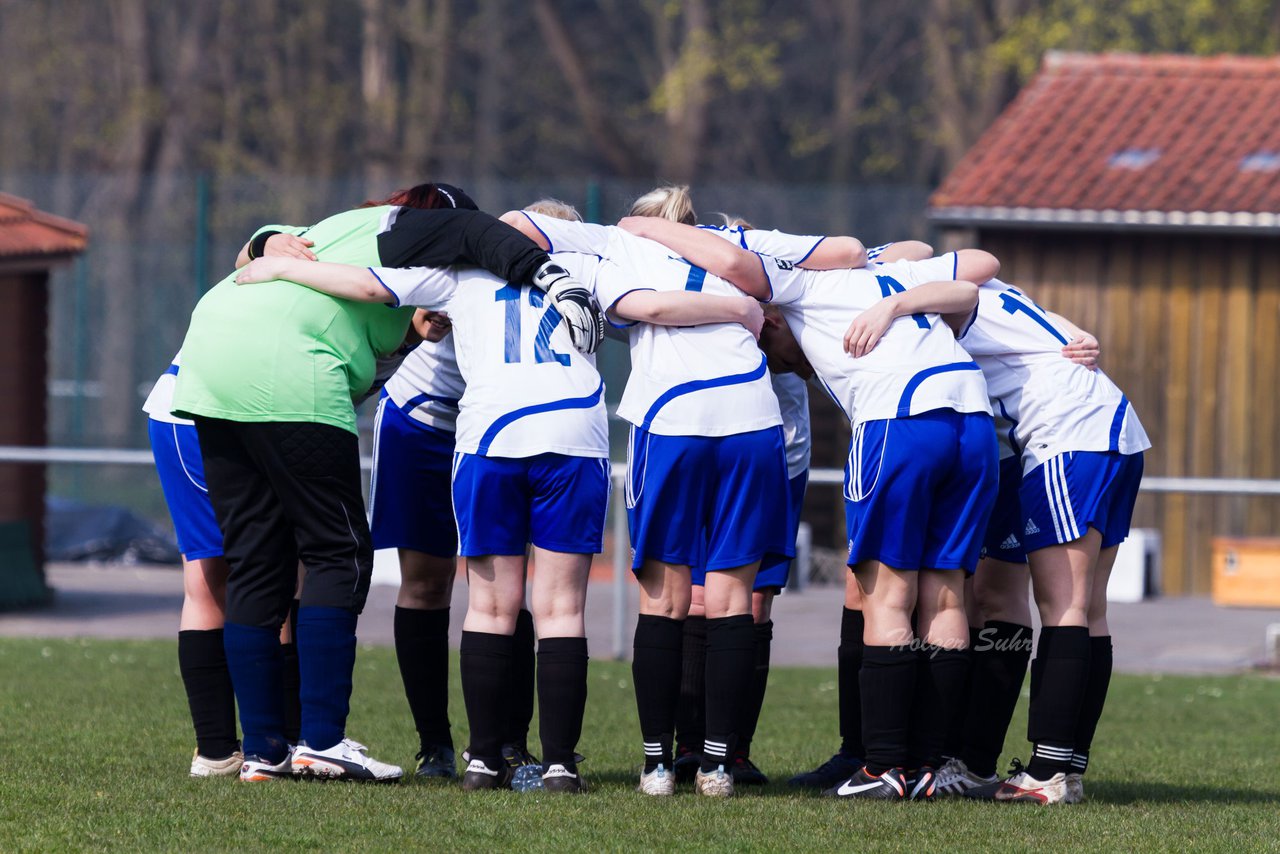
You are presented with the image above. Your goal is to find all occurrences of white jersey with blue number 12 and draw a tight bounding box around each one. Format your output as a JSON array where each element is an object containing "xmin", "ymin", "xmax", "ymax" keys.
[
  {"xmin": 959, "ymin": 276, "xmax": 1150, "ymax": 474},
  {"xmin": 766, "ymin": 252, "xmax": 991, "ymax": 425},
  {"xmin": 371, "ymin": 259, "xmax": 608, "ymax": 459},
  {"xmin": 520, "ymin": 211, "xmax": 782, "ymax": 438}
]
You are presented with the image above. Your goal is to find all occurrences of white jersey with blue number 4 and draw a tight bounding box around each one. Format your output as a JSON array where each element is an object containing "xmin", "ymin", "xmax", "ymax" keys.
[
  {"xmin": 765, "ymin": 252, "xmax": 991, "ymax": 425},
  {"xmin": 519, "ymin": 211, "xmax": 782, "ymax": 437},
  {"xmin": 370, "ymin": 258, "xmax": 608, "ymax": 459},
  {"xmin": 959, "ymin": 276, "xmax": 1150, "ymax": 474}
]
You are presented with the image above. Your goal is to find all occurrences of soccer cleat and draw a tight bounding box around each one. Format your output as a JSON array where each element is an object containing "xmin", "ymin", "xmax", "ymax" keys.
[
  {"xmin": 694, "ymin": 764, "xmax": 734, "ymax": 798},
  {"xmin": 933, "ymin": 756, "xmax": 998, "ymax": 797},
  {"xmin": 190, "ymin": 748, "xmax": 244, "ymax": 778},
  {"xmin": 461, "ymin": 757, "xmax": 514, "ymax": 791},
  {"xmin": 907, "ymin": 765, "xmax": 937, "ymax": 801},
  {"xmin": 1065, "ymin": 772, "xmax": 1085, "ymax": 804},
  {"xmin": 414, "ymin": 745, "xmax": 457, "ymax": 780},
  {"xmin": 637, "ymin": 764, "xmax": 676, "ymax": 796},
  {"xmin": 542, "ymin": 763, "xmax": 586, "ymax": 794},
  {"xmin": 239, "ymin": 751, "xmax": 293, "ymax": 782},
  {"xmin": 823, "ymin": 766, "xmax": 908, "ymax": 800},
  {"xmin": 964, "ymin": 759, "xmax": 1069, "ymax": 804},
  {"xmin": 503, "ymin": 743, "xmax": 545, "ymax": 792},
  {"xmin": 729, "ymin": 749, "xmax": 769, "ymax": 786},
  {"xmin": 673, "ymin": 743, "xmax": 701, "ymax": 784},
  {"xmin": 788, "ymin": 750, "xmax": 862, "ymax": 789},
  {"xmin": 291, "ymin": 738, "xmax": 403, "ymax": 783}
]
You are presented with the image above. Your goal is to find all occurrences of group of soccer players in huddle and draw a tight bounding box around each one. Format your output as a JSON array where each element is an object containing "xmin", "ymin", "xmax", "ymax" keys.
[{"xmin": 146, "ymin": 180, "xmax": 1147, "ymax": 804}]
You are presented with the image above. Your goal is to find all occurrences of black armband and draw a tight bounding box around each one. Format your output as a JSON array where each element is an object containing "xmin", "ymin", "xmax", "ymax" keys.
[{"xmin": 248, "ymin": 231, "xmax": 279, "ymax": 260}]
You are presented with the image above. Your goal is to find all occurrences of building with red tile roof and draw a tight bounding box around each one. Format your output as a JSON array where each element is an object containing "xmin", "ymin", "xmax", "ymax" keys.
[
  {"xmin": 928, "ymin": 52, "xmax": 1280, "ymax": 597},
  {"xmin": 0, "ymin": 194, "xmax": 88, "ymax": 607},
  {"xmin": 931, "ymin": 52, "xmax": 1280, "ymax": 233}
]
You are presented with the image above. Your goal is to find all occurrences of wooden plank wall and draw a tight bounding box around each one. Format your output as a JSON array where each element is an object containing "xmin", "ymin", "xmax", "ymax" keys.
[{"xmin": 978, "ymin": 230, "xmax": 1280, "ymax": 594}]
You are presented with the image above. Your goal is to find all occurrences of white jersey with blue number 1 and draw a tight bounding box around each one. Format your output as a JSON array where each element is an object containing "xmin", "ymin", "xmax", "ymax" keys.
[
  {"xmin": 520, "ymin": 212, "xmax": 781, "ymax": 438},
  {"xmin": 959, "ymin": 276, "xmax": 1150, "ymax": 474},
  {"xmin": 765, "ymin": 252, "xmax": 991, "ymax": 425},
  {"xmin": 371, "ymin": 258, "xmax": 608, "ymax": 459}
]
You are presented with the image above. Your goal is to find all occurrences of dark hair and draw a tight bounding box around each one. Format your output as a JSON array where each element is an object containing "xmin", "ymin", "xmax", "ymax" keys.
[{"xmin": 359, "ymin": 182, "xmax": 478, "ymax": 211}]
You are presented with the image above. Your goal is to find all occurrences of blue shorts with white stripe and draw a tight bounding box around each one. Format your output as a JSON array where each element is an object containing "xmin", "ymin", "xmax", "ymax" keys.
[{"xmin": 1019, "ymin": 450, "xmax": 1144, "ymax": 553}]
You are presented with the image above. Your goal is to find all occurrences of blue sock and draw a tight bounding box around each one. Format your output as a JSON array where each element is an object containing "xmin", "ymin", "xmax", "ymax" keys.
[
  {"xmin": 297, "ymin": 606, "xmax": 358, "ymax": 751},
  {"xmin": 223, "ymin": 622, "xmax": 287, "ymax": 763}
]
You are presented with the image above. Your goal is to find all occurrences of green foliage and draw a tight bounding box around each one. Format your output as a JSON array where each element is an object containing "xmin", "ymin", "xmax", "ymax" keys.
[
  {"xmin": 1, "ymin": 637, "xmax": 1278, "ymax": 852},
  {"xmin": 993, "ymin": 0, "xmax": 1280, "ymax": 79}
]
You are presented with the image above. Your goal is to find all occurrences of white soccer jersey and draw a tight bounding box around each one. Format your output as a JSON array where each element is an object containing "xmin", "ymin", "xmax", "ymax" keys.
[
  {"xmin": 382, "ymin": 336, "xmax": 464, "ymax": 433},
  {"xmin": 960, "ymin": 277, "xmax": 1151, "ymax": 474},
  {"xmin": 142, "ymin": 352, "xmax": 191, "ymax": 426},
  {"xmin": 766, "ymin": 252, "xmax": 991, "ymax": 426},
  {"xmin": 698, "ymin": 224, "xmax": 827, "ymax": 265},
  {"xmin": 701, "ymin": 225, "xmax": 816, "ymax": 473},
  {"xmin": 371, "ymin": 258, "xmax": 608, "ymax": 459},
  {"xmin": 521, "ymin": 212, "xmax": 782, "ymax": 437}
]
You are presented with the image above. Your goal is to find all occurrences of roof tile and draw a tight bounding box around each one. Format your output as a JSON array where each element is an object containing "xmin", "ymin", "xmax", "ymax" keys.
[
  {"xmin": 0, "ymin": 193, "xmax": 88, "ymax": 258},
  {"xmin": 931, "ymin": 52, "xmax": 1280, "ymax": 216}
]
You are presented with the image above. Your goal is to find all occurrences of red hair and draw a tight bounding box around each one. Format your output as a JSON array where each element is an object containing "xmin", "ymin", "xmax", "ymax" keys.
[{"xmin": 360, "ymin": 183, "xmax": 451, "ymax": 210}]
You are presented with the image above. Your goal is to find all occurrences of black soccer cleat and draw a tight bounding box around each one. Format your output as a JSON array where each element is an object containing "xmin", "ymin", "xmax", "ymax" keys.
[
  {"xmin": 729, "ymin": 749, "xmax": 769, "ymax": 786},
  {"xmin": 414, "ymin": 744, "xmax": 457, "ymax": 780},
  {"xmin": 789, "ymin": 750, "xmax": 862, "ymax": 789},
  {"xmin": 906, "ymin": 765, "xmax": 938, "ymax": 801},
  {"xmin": 673, "ymin": 743, "xmax": 701, "ymax": 784},
  {"xmin": 542, "ymin": 762, "xmax": 586, "ymax": 794},
  {"xmin": 823, "ymin": 766, "xmax": 908, "ymax": 800},
  {"xmin": 460, "ymin": 756, "xmax": 513, "ymax": 791}
]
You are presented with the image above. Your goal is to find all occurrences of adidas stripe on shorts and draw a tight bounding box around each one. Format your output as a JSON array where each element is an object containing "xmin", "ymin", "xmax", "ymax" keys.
[
  {"xmin": 1018, "ymin": 450, "xmax": 1145, "ymax": 553},
  {"xmin": 980, "ymin": 455, "xmax": 1027, "ymax": 564}
]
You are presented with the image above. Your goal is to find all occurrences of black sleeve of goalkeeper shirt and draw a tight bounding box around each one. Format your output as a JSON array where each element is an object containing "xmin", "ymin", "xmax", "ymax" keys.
[{"xmin": 377, "ymin": 207, "xmax": 550, "ymax": 285}]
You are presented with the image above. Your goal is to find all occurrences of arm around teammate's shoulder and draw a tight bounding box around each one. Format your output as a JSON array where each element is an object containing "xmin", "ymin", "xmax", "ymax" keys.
[
  {"xmin": 953, "ymin": 249, "xmax": 1000, "ymax": 285},
  {"xmin": 617, "ymin": 216, "xmax": 771, "ymax": 300},
  {"xmin": 874, "ymin": 240, "xmax": 934, "ymax": 264},
  {"xmin": 798, "ymin": 236, "xmax": 867, "ymax": 270},
  {"xmin": 612, "ymin": 290, "xmax": 764, "ymax": 339},
  {"xmin": 235, "ymin": 257, "xmax": 394, "ymax": 303}
]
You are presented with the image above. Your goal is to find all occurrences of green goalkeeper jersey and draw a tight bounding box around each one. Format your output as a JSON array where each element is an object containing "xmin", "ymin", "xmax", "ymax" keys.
[{"xmin": 172, "ymin": 206, "xmax": 412, "ymax": 434}]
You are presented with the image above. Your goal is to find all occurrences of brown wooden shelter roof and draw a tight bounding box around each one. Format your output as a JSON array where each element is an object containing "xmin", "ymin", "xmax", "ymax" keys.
[
  {"xmin": 930, "ymin": 52, "xmax": 1280, "ymax": 232},
  {"xmin": 0, "ymin": 193, "xmax": 89, "ymax": 259}
]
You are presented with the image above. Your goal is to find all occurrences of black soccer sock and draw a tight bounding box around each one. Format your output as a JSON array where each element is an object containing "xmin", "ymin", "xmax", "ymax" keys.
[
  {"xmin": 837, "ymin": 607, "xmax": 866, "ymax": 758},
  {"xmin": 460, "ymin": 630, "xmax": 513, "ymax": 762},
  {"xmin": 908, "ymin": 644, "xmax": 971, "ymax": 769},
  {"xmin": 280, "ymin": 598, "xmax": 301, "ymax": 744},
  {"xmin": 632, "ymin": 614, "xmax": 684, "ymax": 772},
  {"xmin": 737, "ymin": 619, "xmax": 773, "ymax": 755},
  {"xmin": 508, "ymin": 608, "xmax": 536, "ymax": 750},
  {"xmin": 960, "ymin": 621, "xmax": 1032, "ymax": 777},
  {"xmin": 940, "ymin": 628, "xmax": 982, "ymax": 758},
  {"xmin": 537, "ymin": 636, "xmax": 589, "ymax": 767},
  {"xmin": 675, "ymin": 614, "xmax": 707, "ymax": 752},
  {"xmin": 1026, "ymin": 625, "xmax": 1091, "ymax": 779},
  {"xmin": 860, "ymin": 644, "xmax": 916, "ymax": 775},
  {"xmin": 1072, "ymin": 635, "xmax": 1113, "ymax": 774},
  {"xmin": 701, "ymin": 614, "xmax": 755, "ymax": 772},
  {"xmin": 178, "ymin": 629, "xmax": 240, "ymax": 759},
  {"xmin": 394, "ymin": 606, "xmax": 453, "ymax": 750}
]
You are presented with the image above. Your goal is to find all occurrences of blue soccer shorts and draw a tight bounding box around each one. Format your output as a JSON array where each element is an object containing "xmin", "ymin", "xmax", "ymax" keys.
[
  {"xmin": 1019, "ymin": 450, "xmax": 1144, "ymax": 553},
  {"xmin": 980, "ymin": 455, "xmax": 1028, "ymax": 564},
  {"xmin": 844, "ymin": 409, "xmax": 997, "ymax": 574},
  {"xmin": 626, "ymin": 425, "xmax": 791, "ymax": 574},
  {"xmin": 452, "ymin": 452, "xmax": 610, "ymax": 556},
  {"xmin": 148, "ymin": 417, "xmax": 224, "ymax": 560},
  {"xmin": 369, "ymin": 394, "xmax": 458, "ymax": 558}
]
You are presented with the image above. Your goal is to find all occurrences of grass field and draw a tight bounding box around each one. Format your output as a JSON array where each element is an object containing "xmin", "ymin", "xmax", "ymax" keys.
[{"xmin": 1, "ymin": 637, "xmax": 1277, "ymax": 852}]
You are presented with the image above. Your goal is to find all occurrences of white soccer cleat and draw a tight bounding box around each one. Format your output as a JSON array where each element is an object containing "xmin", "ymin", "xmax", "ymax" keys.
[
  {"xmin": 637, "ymin": 763, "xmax": 676, "ymax": 796},
  {"xmin": 239, "ymin": 751, "xmax": 294, "ymax": 782},
  {"xmin": 978, "ymin": 769, "xmax": 1069, "ymax": 804},
  {"xmin": 1065, "ymin": 772, "xmax": 1085, "ymax": 803},
  {"xmin": 190, "ymin": 748, "xmax": 244, "ymax": 778},
  {"xmin": 291, "ymin": 737, "xmax": 403, "ymax": 783},
  {"xmin": 694, "ymin": 764, "xmax": 734, "ymax": 798},
  {"xmin": 934, "ymin": 756, "xmax": 998, "ymax": 796}
]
